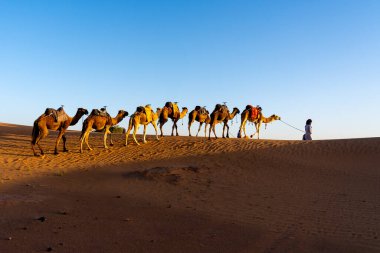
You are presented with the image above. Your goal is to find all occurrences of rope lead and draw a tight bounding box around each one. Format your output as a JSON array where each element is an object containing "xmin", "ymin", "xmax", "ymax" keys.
[{"xmin": 279, "ymin": 119, "xmax": 305, "ymax": 133}]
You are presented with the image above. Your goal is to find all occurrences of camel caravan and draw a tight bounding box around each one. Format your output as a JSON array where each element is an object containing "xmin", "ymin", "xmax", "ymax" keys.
[{"xmin": 31, "ymin": 103, "xmax": 281, "ymax": 156}]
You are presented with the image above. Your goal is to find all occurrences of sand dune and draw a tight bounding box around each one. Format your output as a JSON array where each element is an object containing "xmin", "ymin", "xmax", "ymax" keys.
[{"xmin": 0, "ymin": 122, "xmax": 380, "ymax": 252}]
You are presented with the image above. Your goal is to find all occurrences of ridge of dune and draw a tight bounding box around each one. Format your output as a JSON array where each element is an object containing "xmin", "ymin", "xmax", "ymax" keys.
[{"xmin": 1, "ymin": 123, "xmax": 380, "ymax": 252}]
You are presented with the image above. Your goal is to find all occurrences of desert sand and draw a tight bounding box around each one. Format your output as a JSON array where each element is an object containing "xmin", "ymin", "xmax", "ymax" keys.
[{"xmin": 0, "ymin": 122, "xmax": 380, "ymax": 252}]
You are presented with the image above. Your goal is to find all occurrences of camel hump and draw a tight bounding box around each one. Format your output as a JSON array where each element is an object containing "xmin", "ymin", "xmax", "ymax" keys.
[
  {"xmin": 44, "ymin": 107, "xmax": 68, "ymax": 122},
  {"xmin": 90, "ymin": 109, "xmax": 110, "ymax": 118},
  {"xmin": 214, "ymin": 104, "xmax": 228, "ymax": 113},
  {"xmin": 136, "ymin": 106, "xmax": 145, "ymax": 113},
  {"xmin": 246, "ymin": 105, "xmax": 255, "ymax": 110},
  {"xmin": 195, "ymin": 106, "xmax": 207, "ymax": 115}
]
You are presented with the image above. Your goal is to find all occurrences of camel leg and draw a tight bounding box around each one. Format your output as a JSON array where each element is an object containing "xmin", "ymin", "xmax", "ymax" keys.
[
  {"xmin": 109, "ymin": 132, "xmax": 114, "ymax": 146},
  {"xmin": 54, "ymin": 129, "xmax": 65, "ymax": 155},
  {"xmin": 226, "ymin": 123, "xmax": 230, "ymax": 138},
  {"xmin": 103, "ymin": 126, "xmax": 110, "ymax": 149},
  {"xmin": 143, "ymin": 125, "xmax": 147, "ymax": 144},
  {"xmin": 36, "ymin": 141, "xmax": 44, "ymax": 156},
  {"xmin": 83, "ymin": 130, "xmax": 93, "ymax": 152},
  {"xmin": 175, "ymin": 120, "xmax": 179, "ymax": 136},
  {"xmin": 209, "ymin": 123, "xmax": 217, "ymax": 139},
  {"xmin": 80, "ymin": 131, "xmax": 88, "ymax": 153},
  {"xmin": 188, "ymin": 119, "xmax": 194, "ymax": 136},
  {"xmin": 171, "ymin": 120, "xmax": 176, "ymax": 136},
  {"xmin": 62, "ymin": 134, "xmax": 69, "ymax": 152},
  {"xmin": 80, "ymin": 129, "xmax": 91, "ymax": 153},
  {"xmin": 222, "ymin": 122, "xmax": 226, "ymax": 138},
  {"xmin": 213, "ymin": 125, "xmax": 218, "ymax": 139},
  {"xmin": 245, "ymin": 120, "xmax": 250, "ymax": 139},
  {"xmin": 238, "ymin": 119, "xmax": 245, "ymax": 138},
  {"xmin": 85, "ymin": 132, "xmax": 93, "ymax": 150},
  {"xmin": 31, "ymin": 143, "xmax": 38, "ymax": 156},
  {"xmin": 256, "ymin": 122, "xmax": 261, "ymax": 139},
  {"xmin": 132, "ymin": 123, "xmax": 140, "ymax": 145},
  {"xmin": 31, "ymin": 131, "xmax": 42, "ymax": 156},
  {"xmin": 79, "ymin": 133, "xmax": 85, "ymax": 153},
  {"xmin": 204, "ymin": 123, "xmax": 208, "ymax": 138},
  {"xmin": 37, "ymin": 127, "xmax": 49, "ymax": 156},
  {"xmin": 238, "ymin": 125, "xmax": 243, "ymax": 138},
  {"xmin": 31, "ymin": 142, "xmax": 38, "ymax": 157},
  {"xmin": 208, "ymin": 124, "xmax": 213, "ymax": 140},
  {"xmin": 196, "ymin": 122, "xmax": 203, "ymax": 137},
  {"xmin": 160, "ymin": 119, "xmax": 167, "ymax": 137},
  {"xmin": 125, "ymin": 124, "xmax": 133, "ymax": 146},
  {"xmin": 242, "ymin": 119, "xmax": 249, "ymax": 139},
  {"xmin": 251, "ymin": 123, "xmax": 259, "ymax": 139},
  {"xmin": 32, "ymin": 131, "xmax": 44, "ymax": 156},
  {"xmin": 152, "ymin": 122, "xmax": 160, "ymax": 140}
]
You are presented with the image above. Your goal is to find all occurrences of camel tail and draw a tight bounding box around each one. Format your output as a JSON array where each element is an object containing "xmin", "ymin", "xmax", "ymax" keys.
[{"xmin": 31, "ymin": 120, "xmax": 40, "ymax": 145}]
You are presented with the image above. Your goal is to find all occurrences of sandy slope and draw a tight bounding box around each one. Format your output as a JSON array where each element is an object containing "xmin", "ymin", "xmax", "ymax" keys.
[{"xmin": 0, "ymin": 122, "xmax": 380, "ymax": 253}]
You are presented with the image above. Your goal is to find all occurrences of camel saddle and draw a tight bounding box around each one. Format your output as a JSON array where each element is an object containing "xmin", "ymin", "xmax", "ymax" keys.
[
  {"xmin": 246, "ymin": 105, "xmax": 260, "ymax": 120},
  {"xmin": 195, "ymin": 105, "xmax": 208, "ymax": 115},
  {"xmin": 136, "ymin": 105, "xmax": 153, "ymax": 122},
  {"xmin": 90, "ymin": 108, "xmax": 110, "ymax": 117},
  {"xmin": 214, "ymin": 104, "xmax": 228, "ymax": 113},
  {"xmin": 44, "ymin": 107, "xmax": 69, "ymax": 123},
  {"xmin": 136, "ymin": 106, "xmax": 145, "ymax": 113},
  {"xmin": 90, "ymin": 108, "xmax": 112, "ymax": 124},
  {"xmin": 165, "ymin": 102, "xmax": 179, "ymax": 117}
]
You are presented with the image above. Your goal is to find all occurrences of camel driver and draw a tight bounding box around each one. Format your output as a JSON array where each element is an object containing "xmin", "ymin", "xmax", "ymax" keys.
[{"xmin": 303, "ymin": 119, "xmax": 312, "ymax": 140}]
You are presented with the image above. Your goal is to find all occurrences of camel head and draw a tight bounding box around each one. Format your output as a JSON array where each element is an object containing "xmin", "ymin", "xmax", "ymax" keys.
[
  {"xmin": 118, "ymin": 110, "xmax": 129, "ymax": 118},
  {"xmin": 179, "ymin": 107, "xmax": 188, "ymax": 119},
  {"xmin": 78, "ymin": 108, "xmax": 89, "ymax": 115},
  {"xmin": 155, "ymin": 107, "xmax": 162, "ymax": 117},
  {"xmin": 233, "ymin": 107, "xmax": 241, "ymax": 114},
  {"xmin": 271, "ymin": 114, "xmax": 281, "ymax": 120}
]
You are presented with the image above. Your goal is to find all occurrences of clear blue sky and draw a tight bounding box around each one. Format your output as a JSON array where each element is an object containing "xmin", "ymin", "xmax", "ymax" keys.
[{"xmin": 1, "ymin": 0, "xmax": 379, "ymax": 139}]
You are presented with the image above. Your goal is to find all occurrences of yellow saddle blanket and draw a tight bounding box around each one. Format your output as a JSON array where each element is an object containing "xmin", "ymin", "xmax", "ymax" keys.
[
  {"xmin": 172, "ymin": 103, "xmax": 179, "ymax": 117},
  {"xmin": 144, "ymin": 105, "xmax": 153, "ymax": 122}
]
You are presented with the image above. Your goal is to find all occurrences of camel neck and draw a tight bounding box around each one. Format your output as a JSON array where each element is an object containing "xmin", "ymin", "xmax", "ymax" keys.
[{"xmin": 70, "ymin": 112, "xmax": 83, "ymax": 126}]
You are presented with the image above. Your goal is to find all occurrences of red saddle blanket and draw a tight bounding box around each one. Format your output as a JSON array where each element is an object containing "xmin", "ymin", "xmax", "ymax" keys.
[{"xmin": 247, "ymin": 105, "xmax": 259, "ymax": 120}]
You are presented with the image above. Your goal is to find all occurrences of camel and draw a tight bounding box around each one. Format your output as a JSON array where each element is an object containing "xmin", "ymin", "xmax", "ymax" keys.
[
  {"xmin": 31, "ymin": 108, "xmax": 89, "ymax": 156},
  {"xmin": 208, "ymin": 104, "xmax": 240, "ymax": 140},
  {"xmin": 239, "ymin": 106, "xmax": 281, "ymax": 139},
  {"xmin": 125, "ymin": 105, "xmax": 162, "ymax": 146},
  {"xmin": 79, "ymin": 109, "xmax": 129, "ymax": 153},
  {"xmin": 188, "ymin": 106, "xmax": 211, "ymax": 137},
  {"xmin": 158, "ymin": 102, "xmax": 188, "ymax": 137}
]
